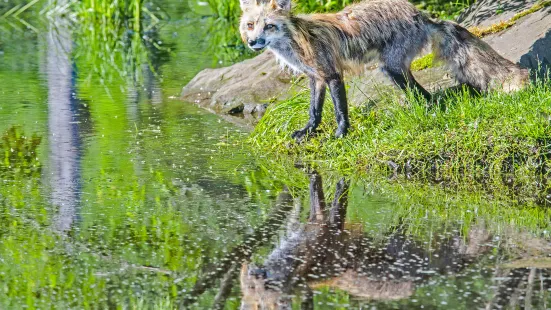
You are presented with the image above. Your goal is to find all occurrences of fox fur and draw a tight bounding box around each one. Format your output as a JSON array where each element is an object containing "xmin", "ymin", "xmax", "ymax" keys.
[{"xmin": 239, "ymin": 0, "xmax": 529, "ymax": 140}]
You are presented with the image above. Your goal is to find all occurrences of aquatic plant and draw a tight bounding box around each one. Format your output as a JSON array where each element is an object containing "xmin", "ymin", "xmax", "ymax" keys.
[{"xmin": 0, "ymin": 126, "xmax": 41, "ymax": 178}]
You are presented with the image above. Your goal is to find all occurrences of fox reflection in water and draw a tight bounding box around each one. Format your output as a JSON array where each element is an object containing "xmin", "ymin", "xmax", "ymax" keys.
[
  {"xmin": 239, "ymin": 170, "xmax": 490, "ymax": 310},
  {"xmin": 181, "ymin": 169, "xmax": 551, "ymax": 309}
]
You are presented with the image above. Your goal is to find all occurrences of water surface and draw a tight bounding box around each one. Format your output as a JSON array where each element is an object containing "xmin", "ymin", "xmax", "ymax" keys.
[{"xmin": 1, "ymin": 3, "xmax": 551, "ymax": 309}]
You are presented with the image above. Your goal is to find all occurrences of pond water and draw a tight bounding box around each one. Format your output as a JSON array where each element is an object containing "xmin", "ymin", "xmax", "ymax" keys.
[{"xmin": 1, "ymin": 2, "xmax": 551, "ymax": 310}]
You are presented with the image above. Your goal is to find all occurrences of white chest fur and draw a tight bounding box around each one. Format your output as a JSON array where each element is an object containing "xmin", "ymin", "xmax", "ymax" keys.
[{"xmin": 269, "ymin": 43, "xmax": 315, "ymax": 77}]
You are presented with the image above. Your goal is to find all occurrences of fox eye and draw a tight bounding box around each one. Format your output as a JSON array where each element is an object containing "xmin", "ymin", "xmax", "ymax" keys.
[
  {"xmin": 247, "ymin": 22, "xmax": 254, "ymax": 30},
  {"xmin": 265, "ymin": 24, "xmax": 276, "ymax": 30}
]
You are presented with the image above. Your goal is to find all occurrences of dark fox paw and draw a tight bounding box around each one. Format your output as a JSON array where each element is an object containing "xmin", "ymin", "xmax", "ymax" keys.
[
  {"xmin": 335, "ymin": 127, "xmax": 348, "ymax": 139},
  {"xmin": 291, "ymin": 127, "xmax": 316, "ymax": 142}
]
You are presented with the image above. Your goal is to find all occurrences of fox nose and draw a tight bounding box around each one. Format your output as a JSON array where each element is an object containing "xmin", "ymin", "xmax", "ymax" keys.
[
  {"xmin": 248, "ymin": 38, "xmax": 266, "ymax": 47},
  {"xmin": 248, "ymin": 268, "xmax": 268, "ymax": 279}
]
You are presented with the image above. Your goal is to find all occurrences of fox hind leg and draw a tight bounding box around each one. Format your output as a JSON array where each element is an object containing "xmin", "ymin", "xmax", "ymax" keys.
[
  {"xmin": 380, "ymin": 36, "xmax": 432, "ymax": 101},
  {"xmin": 382, "ymin": 65, "xmax": 432, "ymax": 101}
]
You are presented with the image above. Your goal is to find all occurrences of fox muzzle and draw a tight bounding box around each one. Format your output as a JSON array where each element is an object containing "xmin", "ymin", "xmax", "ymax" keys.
[{"xmin": 248, "ymin": 38, "xmax": 267, "ymax": 51}]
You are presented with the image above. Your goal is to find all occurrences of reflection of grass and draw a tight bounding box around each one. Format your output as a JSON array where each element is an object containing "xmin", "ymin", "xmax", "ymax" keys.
[
  {"xmin": 255, "ymin": 155, "xmax": 551, "ymax": 241},
  {"xmin": 360, "ymin": 176, "xmax": 551, "ymax": 237}
]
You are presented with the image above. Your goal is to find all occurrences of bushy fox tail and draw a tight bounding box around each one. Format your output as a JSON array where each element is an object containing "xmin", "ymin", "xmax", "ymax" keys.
[{"xmin": 429, "ymin": 20, "xmax": 529, "ymax": 92}]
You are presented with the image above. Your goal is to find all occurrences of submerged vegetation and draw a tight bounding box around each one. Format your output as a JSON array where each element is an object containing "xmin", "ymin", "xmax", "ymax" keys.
[
  {"xmin": 0, "ymin": 126, "xmax": 41, "ymax": 177},
  {"xmin": 250, "ymin": 80, "xmax": 551, "ymax": 182}
]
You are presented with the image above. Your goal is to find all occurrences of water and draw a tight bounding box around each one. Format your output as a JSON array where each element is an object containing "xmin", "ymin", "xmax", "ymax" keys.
[{"xmin": 1, "ymin": 3, "xmax": 551, "ymax": 310}]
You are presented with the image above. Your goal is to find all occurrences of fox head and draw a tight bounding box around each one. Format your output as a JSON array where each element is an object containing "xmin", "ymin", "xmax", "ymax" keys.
[{"xmin": 239, "ymin": 0, "xmax": 292, "ymax": 51}]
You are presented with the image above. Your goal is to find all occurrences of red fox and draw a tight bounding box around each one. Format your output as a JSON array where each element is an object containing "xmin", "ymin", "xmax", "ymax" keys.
[{"xmin": 239, "ymin": 0, "xmax": 529, "ymax": 140}]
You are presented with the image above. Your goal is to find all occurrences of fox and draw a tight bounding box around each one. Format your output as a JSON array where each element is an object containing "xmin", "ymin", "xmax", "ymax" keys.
[{"xmin": 239, "ymin": 0, "xmax": 529, "ymax": 141}]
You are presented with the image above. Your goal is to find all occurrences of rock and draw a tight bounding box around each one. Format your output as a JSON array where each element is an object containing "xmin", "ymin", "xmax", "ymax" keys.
[
  {"xmin": 457, "ymin": 0, "xmax": 541, "ymax": 28},
  {"xmin": 182, "ymin": 1, "xmax": 551, "ymax": 119},
  {"xmin": 347, "ymin": 65, "xmax": 456, "ymax": 105},
  {"xmin": 459, "ymin": 0, "xmax": 551, "ymax": 78},
  {"xmin": 180, "ymin": 51, "xmax": 301, "ymax": 116}
]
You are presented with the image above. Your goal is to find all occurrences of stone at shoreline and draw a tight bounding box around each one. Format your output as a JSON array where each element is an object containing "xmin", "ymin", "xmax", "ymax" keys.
[
  {"xmin": 181, "ymin": 1, "xmax": 551, "ymax": 121},
  {"xmin": 181, "ymin": 51, "xmax": 302, "ymax": 117}
]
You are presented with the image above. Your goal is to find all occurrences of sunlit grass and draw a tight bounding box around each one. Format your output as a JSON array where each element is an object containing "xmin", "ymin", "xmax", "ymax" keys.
[
  {"xmin": 410, "ymin": 53, "xmax": 435, "ymax": 71},
  {"xmin": 250, "ymin": 80, "xmax": 551, "ymax": 182}
]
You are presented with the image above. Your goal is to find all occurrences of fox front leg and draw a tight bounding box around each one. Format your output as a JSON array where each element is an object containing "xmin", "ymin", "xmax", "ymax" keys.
[
  {"xmin": 327, "ymin": 75, "xmax": 349, "ymax": 138},
  {"xmin": 291, "ymin": 77, "xmax": 326, "ymax": 142}
]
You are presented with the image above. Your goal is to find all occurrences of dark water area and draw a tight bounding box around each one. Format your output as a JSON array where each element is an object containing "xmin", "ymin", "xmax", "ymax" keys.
[{"xmin": 1, "ymin": 2, "xmax": 551, "ymax": 309}]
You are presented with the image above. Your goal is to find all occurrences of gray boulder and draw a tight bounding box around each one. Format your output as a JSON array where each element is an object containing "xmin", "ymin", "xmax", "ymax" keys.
[
  {"xmin": 458, "ymin": 0, "xmax": 551, "ymax": 77},
  {"xmin": 181, "ymin": 1, "xmax": 551, "ymax": 120},
  {"xmin": 181, "ymin": 51, "xmax": 300, "ymax": 116}
]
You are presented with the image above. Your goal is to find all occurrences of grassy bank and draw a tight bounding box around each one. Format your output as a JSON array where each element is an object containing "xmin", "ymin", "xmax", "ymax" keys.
[{"xmin": 250, "ymin": 81, "xmax": 551, "ymax": 181}]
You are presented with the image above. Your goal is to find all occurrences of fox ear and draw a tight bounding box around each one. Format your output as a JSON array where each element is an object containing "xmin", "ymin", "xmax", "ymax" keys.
[
  {"xmin": 270, "ymin": 0, "xmax": 291, "ymax": 11},
  {"xmin": 240, "ymin": 0, "xmax": 256, "ymax": 9}
]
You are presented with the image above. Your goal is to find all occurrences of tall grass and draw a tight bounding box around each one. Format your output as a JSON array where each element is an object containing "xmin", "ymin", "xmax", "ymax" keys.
[
  {"xmin": 204, "ymin": 0, "xmax": 254, "ymax": 63},
  {"xmin": 71, "ymin": 0, "xmax": 168, "ymax": 86},
  {"xmin": 294, "ymin": 0, "xmax": 354, "ymax": 13}
]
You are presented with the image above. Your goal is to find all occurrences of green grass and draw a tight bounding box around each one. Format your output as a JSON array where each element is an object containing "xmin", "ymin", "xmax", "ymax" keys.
[
  {"xmin": 250, "ymin": 80, "xmax": 551, "ymax": 182},
  {"xmin": 410, "ymin": 53, "xmax": 436, "ymax": 71},
  {"xmin": 294, "ymin": 0, "xmax": 354, "ymax": 13},
  {"xmin": 71, "ymin": 0, "xmax": 169, "ymax": 86}
]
